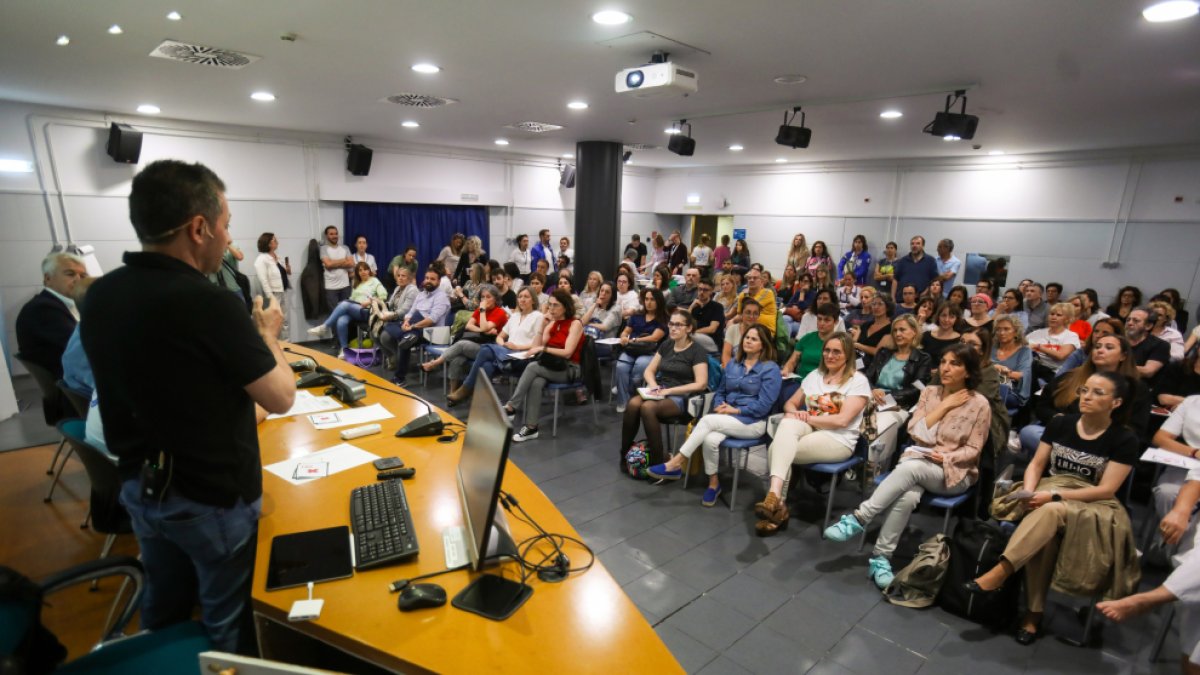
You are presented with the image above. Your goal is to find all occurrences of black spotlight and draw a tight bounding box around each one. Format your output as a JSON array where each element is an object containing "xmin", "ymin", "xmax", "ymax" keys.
[
  {"xmin": 923, "ymin": 90, "xmax": 979, "ymax": 140},
  {"xmin": 622, "ymin": 151, "xmax": 633, "ymax": 164},
  {"xmin": 667, "ymin": 120, "xmax": 695, "ymax": 156},
  {"xmin": 775, "ymin": 107, "xmax": 812, "ymax": 149}
]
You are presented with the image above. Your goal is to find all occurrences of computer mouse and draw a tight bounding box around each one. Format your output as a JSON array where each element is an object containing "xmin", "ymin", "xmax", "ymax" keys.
[{"xmin": 398, "ymin": 583, "xmax": 447, "ymax": 612}]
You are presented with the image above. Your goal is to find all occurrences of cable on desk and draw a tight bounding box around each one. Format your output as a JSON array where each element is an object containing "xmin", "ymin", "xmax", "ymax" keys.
[
  {"xmin": 387, "ymin": 563, "xmax": 471, "ymax": 593},
  {"xmin": 499, "ymin": 490, "xmax": 595, "ymax": 583}
]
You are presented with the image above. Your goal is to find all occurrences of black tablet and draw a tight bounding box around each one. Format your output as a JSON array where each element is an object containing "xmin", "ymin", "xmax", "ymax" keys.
[{"xmin": 266, "ymin": 526, "xmax": 353, "ymax": 591}]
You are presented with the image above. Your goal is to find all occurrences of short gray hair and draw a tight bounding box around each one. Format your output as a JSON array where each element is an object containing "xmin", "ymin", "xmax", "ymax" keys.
[
  {"xmin": 42, "ymin": 251, "xmax": 85, "ymax": 277},
  {"xmin": 478, "ymin": 283, "xmax": 501, "ymax": 302}
]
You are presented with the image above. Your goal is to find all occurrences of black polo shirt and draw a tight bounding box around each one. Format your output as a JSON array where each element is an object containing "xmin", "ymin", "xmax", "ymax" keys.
[
  {"xmin": 81, "ymin": 252, "xmax": 276, "ymax": 507},
  {"xmin": 1132, "ymin": 334, "xmax": 1171, "ymax": 369},
  {"xmin": 692, "ymin": 299, "xmax": 726, "ymax": 351}
]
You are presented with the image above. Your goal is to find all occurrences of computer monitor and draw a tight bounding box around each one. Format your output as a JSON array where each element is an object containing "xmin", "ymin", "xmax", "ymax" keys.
[{"xmin": 456, "ymin": 376, "xmax": 516, "ymax": 571}]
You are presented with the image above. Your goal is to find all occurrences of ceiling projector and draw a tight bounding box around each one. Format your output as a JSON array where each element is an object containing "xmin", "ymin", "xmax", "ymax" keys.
[{"xmin": 615, "ymin": 61, "xmax": 698, "ymax": 97}]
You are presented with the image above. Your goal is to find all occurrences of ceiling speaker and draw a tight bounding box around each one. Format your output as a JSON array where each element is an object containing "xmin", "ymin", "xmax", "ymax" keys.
[
  {"xmin": 346, "ymin": 144, "xmax": 373, "ymax": 176},
  {"xmin": 667, "ymin": 135, "xmax": 695, "ymax": 156},
  {"xmin": 106, "ymin": 123, "xmax": 142, "ymax": 164},
  {"xmin": 560, "ymin": 164, "xmax": 576, "ymax": 188}
]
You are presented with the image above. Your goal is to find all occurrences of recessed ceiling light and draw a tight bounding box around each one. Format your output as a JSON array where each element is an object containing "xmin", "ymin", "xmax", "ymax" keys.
[
  {"xmin": 664, "ymin": 127, "xmax": 681, "ymax": 134},
  {"xmin": 1143, "ymin": 0, "xmax": 1199, "ymax": 22},
  {"xmin": 988, "ymin": 150, "xmax": 1006, "ymax": 156},
  {"xmin": 686, "ymin": 194, "xmax": 701, "ymax": 204},
  {"xmin": 494, "ymin": 139, "xmax": 509, "ymax": 146},
  {"xmin": 137, "ymin": 104, "xmax": 161, "ymax": 114},
  {"xmin": 943, "ymin": 135, "xmax": 961, "ymax": 141},
  {"xmin": 107, "ymin": 25, "xmax": 123, "ymax": 35},
  {"xmin": 592, "ymin": 10, "xmax": 632, "ymax": 25},
  {"xmin": 562, "ymin": 153, "xmax": 574, "ymax": 158},
  {"xmin": 411, "ymin": 63, "xmax": 441, "ymax": 74},
  {"xmin": 401, "ymin": 120, "xmax": 420, "ymax": 128},
  {"xmin": 773, "ymin": 74, "xmax": 808, "ymax": 85},
  {"xmin": 56, "ymin": 35, "xmax": 70, "ymax": 46},
  {"xmin": 567, "ymin": 101, "xmax": 589, "ymax": 110},
  {"xmin": 166, "ymin": 11, "xmax": 182, "ymax": 20},
  {"xmin": 880, "ymin": 110, "xmax": 903, "ymax": 119},
  {"xmin": 250, "ymin": 91, "xmax": 276, "ymax": 102},
  {"xmin": 775, "ymin": 158, "xmax": 787, "ymax": 163},
  {"xmin": 0, "ymin": 159, "xmax": 35, "ymax": 173},
  {"xmin": 729, "ymin": 144, "xmax": 744, "ymax": 151}
]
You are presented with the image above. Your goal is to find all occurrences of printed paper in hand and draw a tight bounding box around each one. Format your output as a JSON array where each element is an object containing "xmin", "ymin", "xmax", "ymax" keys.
[
  {"xmin": 308, "ymin": 404, "xmax": 394, "ymax": 430},
  {"xmin": 265, "ymin": 444, "xmax": 379, "ymax": 486},
  {"xmin": 1141, "ymin": 447, "xmax": 1200, "ymax": 471},
  {"xmin": 267, "ymin": 390, "xmax": 342, "ymax": 419},
  {"xmin": 878, "ymin": 394, "xmax": 899, "ymax": 412},
  {"xmin": 637, "ymin": 387, "xmax": 665, "ymax": 401},
  {"xmin": 595, "ymin": 337, "xmax": 623, "ymax": 345}
]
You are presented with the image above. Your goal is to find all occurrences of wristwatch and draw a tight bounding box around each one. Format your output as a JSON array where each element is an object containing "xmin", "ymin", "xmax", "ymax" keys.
[{"xmin": 1050, "ymin": 491, "xmax": 1062, "ymax": 502}]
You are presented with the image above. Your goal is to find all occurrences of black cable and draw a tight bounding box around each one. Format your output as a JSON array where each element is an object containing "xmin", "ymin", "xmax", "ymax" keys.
[
  {"xmin": 498, "ymin": 490, "xmax": 595, "ymax": 581},
  {"xmin": 387, "ymin": 564, "xmax": 470, "ymax": 593}
]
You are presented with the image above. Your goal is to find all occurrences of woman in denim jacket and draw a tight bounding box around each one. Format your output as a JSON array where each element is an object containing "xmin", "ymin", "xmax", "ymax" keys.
[{"xmin": 647, "ymin": 324, "xmax": 781, "ymax": 507}]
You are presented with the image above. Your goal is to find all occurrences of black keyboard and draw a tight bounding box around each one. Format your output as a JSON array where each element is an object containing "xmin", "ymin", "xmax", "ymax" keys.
[{"xmin": 350, "ymin": 480, "xmax": 420, "ymax": 569}]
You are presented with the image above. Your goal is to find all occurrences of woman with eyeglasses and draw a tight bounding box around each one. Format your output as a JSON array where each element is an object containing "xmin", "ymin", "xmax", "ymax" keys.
[
  {"xmin": 782, "ymin": 302, "xmax": 841, "ymax": 381},
  {"xmin": 1020, "ymin": 332, "xmax": 1148, "ymax": 456},
  {"xmin": 422, "ymin": 285, "xmax": 507, "ymax": 403},
  {"xmin": 998, "ymin": 288, "xmax": 1029, "ymax": 330},
  {"xmin": 863, "ymin": 314, "xmax": 933, "ymax": 469},
  {"xmin": 614, "ymin": 287, "xmax": 669, "ymax": 413},
  {"xmin": 965, "ymin": 293, "xmax": 995, "ymax": 333},
  {"xmin": 968, "ymin": 371, "xmax": 1140, "ymax": 646},
  {"xmin": 826, "ymin": 344, "xmax": 990, "ymax": 587},
  {"xmin": 647, "ymin": 324, "xmax": 779, "ymax": 505},
  {"xmin": 618, "ymin": 310, "xmax": 710, "ymax": 472},
  {"xmin": 504, "ymin": 290, "xmax": 585, "ymax": 442},
  {"xmin": 992, "ymin": 314, "xmax": 1034, "ymax": 408},
  {"xmin": 757, "ymin": 332, "xmax": 871, "ymax": 535},
  {"xmin": 849, "ymin": 293, "xmax": 895, "ymax": 369}
]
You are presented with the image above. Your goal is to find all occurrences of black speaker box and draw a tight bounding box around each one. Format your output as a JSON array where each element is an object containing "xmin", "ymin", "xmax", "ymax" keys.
[
  {"xmin": 775, "ymin": 125, "xmax": 812, "ymax": 149},
  {"xmin": 667, "ymin": 135, "xmax": 695, "ymax": 156},
  {"xmin": 106, "ymin": 123, "xmax": 142, "ymax": 164},
  {"xmin": 346, "ymin": 144, "xmax": 373, "ymax": 176},
  {"xmin": 560, "ymin": 164, "xmax": 576, "ymax": 188}
]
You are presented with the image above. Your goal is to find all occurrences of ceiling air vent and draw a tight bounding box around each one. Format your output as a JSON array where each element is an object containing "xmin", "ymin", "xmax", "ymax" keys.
[
  {"xmin": 505, "ymin": 121, "xmax": 564, "ymax": 133},
  {"xmin": 624, "ymin": 143, "xmax": 660, "ymax": 151},
  {"xmin": 149, "ymin": 40, "xmax": 260, "ymax": 69},
  {"xmin": 384, "ymin": 93, "xmax": 459, "ymax": 108}
]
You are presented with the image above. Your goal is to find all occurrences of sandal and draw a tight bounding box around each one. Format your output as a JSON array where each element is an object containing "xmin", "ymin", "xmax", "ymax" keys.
[
  {"xmin": 754, "ymin": 501, "xmax": 790, "ymax": 537},
  {"xmin": 754, "ymin": 492, "xmax": 780, "ymax": 520}
]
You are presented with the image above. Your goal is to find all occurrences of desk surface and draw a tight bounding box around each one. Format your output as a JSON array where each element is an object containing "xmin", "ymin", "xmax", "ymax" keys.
[{"xmin": 252, "ymin": 344, "xmax": 681, "ymax": 674}]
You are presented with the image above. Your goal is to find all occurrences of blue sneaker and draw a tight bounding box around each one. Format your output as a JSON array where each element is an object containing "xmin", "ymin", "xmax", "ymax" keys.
[
  {"xmin": 646, "ymin": 464, "xmax": 683, "ymax": 481},
  {"xmin": 869, "ymin": 555, "xmax": 894, "ymax": 589},
  {"xmin": 823, "ymin": 514, "xmax": 864, "ymax": 541},
  {"xmin": 701, "ymin": 485, "xmax": 722, "ymax": 507}
]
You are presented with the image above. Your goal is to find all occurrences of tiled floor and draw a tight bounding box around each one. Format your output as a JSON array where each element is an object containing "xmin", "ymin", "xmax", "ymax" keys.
[{"xmin": 371, "ymin": 351, "xmax": 1175, "ymax": 674}]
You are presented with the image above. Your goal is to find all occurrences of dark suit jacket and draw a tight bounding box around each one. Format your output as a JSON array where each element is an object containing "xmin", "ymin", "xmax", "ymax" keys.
[{"xmin": 16, "ymin": 289, "xmax": 76, "ymax": 379}]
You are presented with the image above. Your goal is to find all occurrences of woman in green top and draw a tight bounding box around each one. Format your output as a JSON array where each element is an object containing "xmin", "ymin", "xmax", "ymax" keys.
[
  {"xmin": 782, "ymin": 302, "xmax": 840, "ymax": 380},
  {"xmin": 309, "ymin": 261, "xmax": 388, "ymax": 353}
]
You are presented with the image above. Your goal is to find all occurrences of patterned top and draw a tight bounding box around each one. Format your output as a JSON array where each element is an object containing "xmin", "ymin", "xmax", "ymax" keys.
[
  {"xmin": 1042, "ymin": 413, "xmax": 1138, "ymax": 486},
  {"xmin": 905, "ymin": 386, "xmax": 992, "ymax": 488}
]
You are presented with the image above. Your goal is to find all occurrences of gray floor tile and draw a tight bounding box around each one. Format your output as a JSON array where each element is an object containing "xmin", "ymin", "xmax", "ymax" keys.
[
  {"xmin": 664, "ymin": 596, "xmax": 757, "ymax": 651},
  {"xmin": 658, "ymin": 550, "xmax": 740, "ymax": 593},
  {"xmin": 696, "ymin": 655, "xmax": 753, "ymax": 675},
  {"xmin": 596, "ymin": 542, "xmax": 656, "ymax": 586},
  {"xmin": 705, "ymin": 572, "xmax": 791, "ymax": 622},
  {"xmin": 623, "ymin": 524, "xmax": 700, "ymax": 568},
  {"xmin": 804, "ymin": 660, "xmax": 859, "ymax": 675},
  {"xmin": 655, "ymin": 624, "xmax": 718, "ymax": 674},
  {"xmin": 1024, "ymin": 635, "xmax": 1130, "ymax": 675},
  {"xmin": 792, "ymin": 565, "xmax": 884, "ymax": 624},
  {"xmin": 724, "ymin": 623, "xmax": 821, "ymax": 674},
  {"xmin": 537, "ymin": 460, "xmax": 620, "ymax": 501},
  {"xmin": 762, "ymin": 595, "xmax": 857, "ymax": 657},
  {"xmin": 858, "ymin": 601, "xmax": 948, "ymax": 656},
  {"xmin": 623, "ymin": 569, "xmax": 703, "ymax": 622},
  {"xmin": 827, "ymin": 626, "xmax": 926, "ymax": 675},
  {"xmin": 919, "ymin": 626, "xmax": 1037, "ymax": 675},
  {"xmin": 741, "ymin": 537, "xmax": 824, "ymax": 594}
]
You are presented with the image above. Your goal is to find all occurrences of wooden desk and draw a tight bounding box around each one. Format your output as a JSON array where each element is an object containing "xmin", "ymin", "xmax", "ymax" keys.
[{"xmin": 252, "ymin": 344, "xmax": 681, "ymax": 674}]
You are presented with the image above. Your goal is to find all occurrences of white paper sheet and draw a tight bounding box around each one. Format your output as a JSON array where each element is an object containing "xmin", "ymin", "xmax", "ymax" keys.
[
  {"xmin": 505, "ymin": 350, "xmax": 534, "ymax": 360},
  {"xmin": 877, "ymin": 393, "xmax": 899, "ymax": 411},
  {"xmin": 594, "ymin": 337, "xmax": 624, "ymax": 345},
  {"xmin": 308, "ymin": 404, "xmax": 394, "ymax": 430},
  {"xmin": 267, "ymin": 390, "xmax": 343, "ymax": 419},
  {"xmin": 1141, "ymin": 447, "xmax": 1200, "ymax": 471},
  {"xmin": 264, "ymin": 443, "xmax": 380, "ymax": 486}
]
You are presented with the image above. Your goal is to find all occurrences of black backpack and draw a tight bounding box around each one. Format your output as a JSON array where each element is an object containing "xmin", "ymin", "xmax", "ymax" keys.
[{"xmin": 937, "ymin": 519, "xmax": 1020, "ymax": 629}]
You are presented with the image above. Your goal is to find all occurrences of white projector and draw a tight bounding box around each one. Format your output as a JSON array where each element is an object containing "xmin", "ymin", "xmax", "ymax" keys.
[{"xmin": 615, "ymin": 62, "xmax": 698, "ymax": 97}]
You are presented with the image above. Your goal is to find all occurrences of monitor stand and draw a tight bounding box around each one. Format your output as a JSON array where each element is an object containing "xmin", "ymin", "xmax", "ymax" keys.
[
  {"xmin": 451, "ymin": 508, "xmax": 532, "ymax": 621},
  {"xmin": 483, "ymin": 507, "xmax": 519, "ymax": 567}
]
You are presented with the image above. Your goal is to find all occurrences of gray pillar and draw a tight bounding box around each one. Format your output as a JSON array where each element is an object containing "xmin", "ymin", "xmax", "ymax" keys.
[{"xmin": 573, "ymin": 141, "xmax": 623, "ymax": 279}]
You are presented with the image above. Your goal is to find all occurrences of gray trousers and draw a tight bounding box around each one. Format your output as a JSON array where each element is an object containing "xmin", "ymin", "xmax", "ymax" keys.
[
  {"xmin": 854, "ymin": 457, "xmax": 970, "ymax": 559},
  {"xmin": 438, "ymin": 340, "xmax": 483, "ymax": 381},
  {"xmin": 507, "ymin": 362, "xmax": 581, "ymax": 427}
]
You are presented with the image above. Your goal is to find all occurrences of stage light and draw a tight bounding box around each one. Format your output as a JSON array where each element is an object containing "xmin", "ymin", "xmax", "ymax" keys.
[
  {"xmin": 667, "ymin": 120, "xmax": 695, "ymax": 156},
  {"xmin": 923, "ymin": 90, "xmax": 979, "ymax": 141},
  {"xmin": 774, "ymin": 107, "xmax": 812, "ymax": 149}
]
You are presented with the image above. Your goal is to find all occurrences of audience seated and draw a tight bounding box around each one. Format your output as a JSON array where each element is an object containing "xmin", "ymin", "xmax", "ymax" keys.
[
  {"xmin": 581, "ymin": 281, "xmax": 622, "ymax": 339},
  {"xmin": 1056, "ymin": 316, "xmax": 1122, "ymax": 376},
  {"xmin": 616, "ymin": 310, "xmax": 709, "ymax": 470},
  {"xmin": 1026, "ymin": 302, "xmax": 1081, "ymax": 382},
  {"xmin": 850, "ymin": 293, "xmax": 895, "ymax": 369},
  {"xmin": 614, "ymin": 270, "xmax": 641, "ymax": 318},
  {"xmin": 781, "ymin": 302, "xmax": 841, "ymax": 380},
  {"xmin": 922, "ymin": 302, "xmax": 965, "ymax": 366},
  {"xmin": 1023, "ymin": 283, "xmax": 1049, "ymax": 332},
  {"xmin": 421, "ymin": 285, "xmax": 507, "ymax": 402},
  {"xmin": 964, "ymin": 293, "xmax": 995, "ymax": 333},
  {"xmin": 1158, "ymin": 351, "xmax": 1200, "ymax": 410},
  {"xmin": 1067, "ymin": 294, "xmax": 1093, "ymax": 342},
  {"xmin": 793, "ymin": 289, "xmax": 844, "ymax": 340},
  {"xmin": 308, "ymin": 262, "xmax": 387, "ymax": 353},
  {"xmin": 715, "ymin": 273, "xmax": 739, "ymax": 313},
  {"xmin": 554, "ymin": 276, "xmax": 583, "ymax": 318},
  {"xmin": 845, "ymin": 286, "xmax": 876, "ymax": 330},
  {"xmin": 1151, "ymin": 299, "xmax": 1186, "ymax": 362},
  {"xmin": 646, "ymin": 324, "xmax": 780, "ymax": 504},
  {"xmin": 450, "ymin": 262, "xmax": 486, "ymax": 314},
  {"xmin": 381, "ymin": 268, "xmax": 451, "ymax": 384},
  {"xmin": 17, "ymin": 252, "xmax": 87, "ymax": 382},
  {"xmin": 578, "ymin": 271, "xmax": 603, "ymax": 312},
  {"xmin": 862, "ymin": 315, "xmax": 933, "ymax": 468},
  {"xmin": 667, "ymin": 268, "xmax": 700, "ymax": 309},
  {"xmin": 614, "ymin": 287, "xmax": 668, "ymax": 412},
  {"xmin": 504, "ymin": 290, "xmax": 585, "ymax": 442},
  {"xmin": 368, "ymin": 266, "xmax": 417, "ymax": 350},
  {"xmin": 61, "ymin": 277, "xmax": 98, "ymax": 398},
  {"xmin": 970, "ymin": 371, "xmax": 1140, "ymax": 646},
  {"xmin": 826, "ymin": 344, "xmax": 990, "ymax": 588},
  {"xmin": 895, "ymin": 284, "xmax": 919, "ymax": 316},
  {"xmin": 451, "ymin": 287, "xmax": 544, "ymax": 405},
  {"xmin": 721, "ymin": 299, "xmax": 761, "ymax": 367},
  {"xmin": 688, "ymin": 276, "xmax": 726, "ymax": 354},
  {"xmin": 1127, "ymin": 305, "xmax": 1172, "ymax": 385},
  {"xmin": 992, "ymin": 314, "xmax": 1034, "ymax": 408},
  {"xmin": 757, "ymin": 331, "xmax": 870, "ymax": 535},
  {"xmin": 1151, "ymin": 394, "xmax": 1200, "ymax": 563},
  {"xmin": 729, "ymin": 268, "xmax": 776, "ymax": 335},
  {"xmin": 1106, "ymin": 285, "xmax": 1142, "ymax": 322},
  {"xmin": 913, "ymin": 295, "xmax": 937, "ymax": 333}
]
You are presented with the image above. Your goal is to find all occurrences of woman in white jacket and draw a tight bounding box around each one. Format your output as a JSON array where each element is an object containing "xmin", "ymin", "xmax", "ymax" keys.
[{"xmin": 255, "ymin": 232, "xmax": 291, "ymax": 337}]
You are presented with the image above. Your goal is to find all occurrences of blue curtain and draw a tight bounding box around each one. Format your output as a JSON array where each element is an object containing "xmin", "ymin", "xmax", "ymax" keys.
[{"xmin": 342, "ymin": 202, "xmax": 489, "ymax": 276}]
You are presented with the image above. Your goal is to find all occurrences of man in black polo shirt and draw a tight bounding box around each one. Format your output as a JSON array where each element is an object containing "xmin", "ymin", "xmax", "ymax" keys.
[
  {"xmin": 690, "ymin": 276, "xmax": 725, "ymax": 354},
  {"xmin": 82, "ymin": 160, "xmax": 295, "ymax": 653},
  {"xmin": 1127, "ymin": 305, "xmax": 1171, "ymax": 384}
]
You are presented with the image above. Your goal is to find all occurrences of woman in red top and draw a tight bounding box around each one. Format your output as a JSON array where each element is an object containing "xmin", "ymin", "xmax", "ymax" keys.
[
  {"xmin": 505, "ymin": 289, "xmax": 585, "ymax": 442},
  {"xmin": 421, "ymin": 285, "xmax": 508, "ymax": 398}
]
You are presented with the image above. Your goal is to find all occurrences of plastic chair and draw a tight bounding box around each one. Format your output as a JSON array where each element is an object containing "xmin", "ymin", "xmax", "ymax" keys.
[
  {"xmin": 546, "ymin": 336, "xmax": 602, "ymax": 437},
  {"xmin": 57, "ymin": 380, "xmax": 90, "ymax": 418},
  {"xmin": 15, "ymin": 355, "xmax": 71, "ymax": 490},
  {"xmin": 547, "ymin": 381, "xmax": 599, "ymax": 437},
  {"xmin": 0, "ymin": 557, "xmax": 212, "ymax": 673},
  {"xmin": 798, "ymin": 435, "xmax": 870, "ymax": 534},
  {"xmin": 58, "ymin": 419, "xmax": 130, "ymax": 569}
]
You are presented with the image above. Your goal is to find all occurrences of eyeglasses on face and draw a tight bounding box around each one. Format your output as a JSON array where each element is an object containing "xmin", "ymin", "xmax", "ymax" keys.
[
  {"xmin": 822, "ymin": 348, "xmax": 845, "ymax": 356},
  {"xmin": 667, "ymin": 322, "xmax": 689, "ymax": 328}
]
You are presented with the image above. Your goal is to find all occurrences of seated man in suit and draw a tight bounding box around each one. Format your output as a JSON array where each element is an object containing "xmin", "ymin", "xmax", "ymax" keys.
[{"xmin": 17, "ymin": 251, "xmax": 87, "ymax": 421}]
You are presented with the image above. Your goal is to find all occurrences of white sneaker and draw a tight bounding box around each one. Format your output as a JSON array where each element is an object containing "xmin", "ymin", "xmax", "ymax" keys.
[
  {"xmin": 615, "ymin": 404, "xmax": 626, "ymax": 414},
  {"xmin": 337, "ymin": 352, "xmax": 347, "ymax": 360},
  {"xmin": 307, "ymin": 325, "xmax": 330, "ymax": 338},
  {"xmin": 512, "ymin": 426, "xmax": 539, "ymax": 442}
]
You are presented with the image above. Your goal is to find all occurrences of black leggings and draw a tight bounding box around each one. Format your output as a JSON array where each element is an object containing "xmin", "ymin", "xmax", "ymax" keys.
[{"xmin": 620, "ymin": 396, "xmax": 684, "ymax": 464}]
